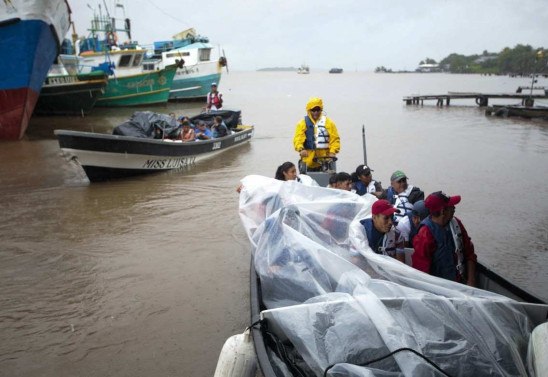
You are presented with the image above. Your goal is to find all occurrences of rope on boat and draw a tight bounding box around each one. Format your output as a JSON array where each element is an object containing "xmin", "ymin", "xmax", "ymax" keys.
[{"xmin": 323, "ymin": 347, "xmax": 454, "ymax": 377}]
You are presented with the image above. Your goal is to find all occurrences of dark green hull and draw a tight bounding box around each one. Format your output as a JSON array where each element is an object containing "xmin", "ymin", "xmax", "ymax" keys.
[
  {"xmin": 96, "ymin": 65, "xmax": 177, "ymax": 107},
  {"xmin": 35, "ymin": 71, "xmax": 108, "ymax": 115}
]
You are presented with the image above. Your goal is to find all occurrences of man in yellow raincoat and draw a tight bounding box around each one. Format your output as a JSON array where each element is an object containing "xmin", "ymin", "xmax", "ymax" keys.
[{"xmin": 293, "ymin": 97, "xmax": 340, "ymax": 171}]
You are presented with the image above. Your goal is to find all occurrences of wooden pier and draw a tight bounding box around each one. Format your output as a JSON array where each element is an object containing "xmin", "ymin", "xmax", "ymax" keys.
[{"xmin": 403, "ymin": 91, "xmax": 548, "ymax": 107}]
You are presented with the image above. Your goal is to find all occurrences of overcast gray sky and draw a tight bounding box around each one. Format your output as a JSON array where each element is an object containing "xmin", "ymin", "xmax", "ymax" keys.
[{"xmin": 69, "ymin": 0, "xmax": 548, "ymax": 71}]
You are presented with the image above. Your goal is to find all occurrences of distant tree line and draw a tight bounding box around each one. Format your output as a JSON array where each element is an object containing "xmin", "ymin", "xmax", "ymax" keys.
[{"xmin": 430, "ymin": 45, "xmax": 547, "ymax": 75}]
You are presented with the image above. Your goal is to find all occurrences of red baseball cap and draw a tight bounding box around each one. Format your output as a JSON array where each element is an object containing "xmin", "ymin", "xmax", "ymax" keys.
[
  {"xmin": 372, "ymin": 199, "xmax": 399, "ymax": 216},
  {"xmin": 424, "ymin": 191, "xmax": 461, "ymax": 213}
]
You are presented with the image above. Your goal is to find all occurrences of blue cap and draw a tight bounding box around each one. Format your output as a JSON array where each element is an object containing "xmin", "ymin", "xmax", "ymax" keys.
[
  {"xmin": 412, "ymin": 200, "xmax": 429, "ymax": 220},
  {"xmin": 177, "ymin": 115, "xmax": 185, "ymax": 121}
]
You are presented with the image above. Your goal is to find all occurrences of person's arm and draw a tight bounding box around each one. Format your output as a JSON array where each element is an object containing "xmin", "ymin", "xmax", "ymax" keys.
[
  {"xmin": 206, "ymin": 93, "xmax": 212, "ymax": 109},
  {"xmin": 411, "ymin": 226, "xmax": 436, "ymax": 273},
  {"xmin": 326, "ymin": 118, "xmax": 340, "ymax": 156},
  {"xmin": 293, "ymin": 120, "xmax": 307, "ymax": 156}
]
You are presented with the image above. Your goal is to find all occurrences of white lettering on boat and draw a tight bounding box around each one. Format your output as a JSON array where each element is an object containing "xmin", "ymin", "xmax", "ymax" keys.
[
  {"xmin": 46, "ymin": 76, "xmax": 78, "ymax": 85},
  {"xmin": 142, "ymin": 156, "xmax": 196, "ymax": 169},
  {"xmin": 212, "ymin": 142, "xmax": 221, "ymax": 150},
  {"xmin": 126, "ymin": 79, "xmax": 155, "ymax": 89},
  {"xmin": 234, "ymin": 133, "xmax": 249, "ymax": 142}
]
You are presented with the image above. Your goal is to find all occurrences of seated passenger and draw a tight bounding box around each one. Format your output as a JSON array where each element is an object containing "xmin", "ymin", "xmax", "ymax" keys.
[
  {"xmin": 211, "ymin": 116, "xmax": 229, "ymax": 138},
  {"xmin": 195, "ymin": 121, "xmax": 212, "ymax": 140},
  {"xmin": 386, "ymin": 170, "xmax": 424, "ymax": 223},
  {"xmin": 395, "ymin": 200, "xmax": 428, "ymax": 247},
  {"xmin": 360, "ymin": 199, "xmax": 405, "ymax": 262},
  {"xmin": 274, "ymin": 161, "xmax": 318, "ymax": 186},
  {"xmin": 351, "ymin": 164, "xmax": 384, "ymax": 198},
  {"xmin": 412, "ymin": 192, "xmax": 477, "ymax": 286},
  {"xmin": 332, "ymin": 172, "xmax": 352, "ymax": 191},
  {"xmin": 179, "ymin": 121, "xmax": 195, "ymax": 142}
]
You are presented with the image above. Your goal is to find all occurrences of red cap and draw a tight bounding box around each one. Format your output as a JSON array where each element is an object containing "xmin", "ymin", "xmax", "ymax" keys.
[
  {"xmin": 424, "ymin": 191, "xmax": 461, "ymax": 213},
  {"xmin": 372, "ymin": 199, "xmax": 399, "ymax": 216}
]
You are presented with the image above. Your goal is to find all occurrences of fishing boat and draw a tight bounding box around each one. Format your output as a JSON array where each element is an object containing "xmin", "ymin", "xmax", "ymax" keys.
[
  {"xmin": 152, "ymin": 28, "xmax": 227, "ymax": 100},
  {"xmin": 329, "ymin": 68, "xmax": 343, "ymax": 74},
  {"xmin": 34, "ymin": 58, "xmax": 108, "ymax": 115},
  {"xmin": 54, "ymin": 110, "xmax": 253, "ymax": 182},
  {"xmin": 77, "ymin": 2, "xmax": 178, "ymax": 107},
  {"xmin": 0, "ymin": 0, "xmax": 71, "ymax": 140},
  {"xmin": 234, "ymin": 176, "xmax": 548, "ymax": 377}
]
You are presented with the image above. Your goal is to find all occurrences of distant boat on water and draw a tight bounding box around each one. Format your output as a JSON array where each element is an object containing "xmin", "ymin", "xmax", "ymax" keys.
[
  {"xmin": 153, "ymin": 28, "xmax": 227, "ymax": 100},
  {"xmin": 0, "ymin": 0, "xmax": 71, "ymax": 140},
  {"xmin": 329, "ymin": 67, "xmax": 343, "ymax": 74},
  {"xmin": 297, "ymin": 64, "xmax": 310, "ymax": 74}
]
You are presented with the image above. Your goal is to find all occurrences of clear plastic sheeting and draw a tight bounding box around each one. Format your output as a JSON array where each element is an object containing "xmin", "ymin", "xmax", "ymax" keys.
[{"xmin": 238, "ymin": 175, "xmax": 539, "ymax": 377}]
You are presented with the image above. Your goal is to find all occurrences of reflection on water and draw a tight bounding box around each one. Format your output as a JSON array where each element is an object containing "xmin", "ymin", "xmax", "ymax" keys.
[{"xmin": 0, "ymin": 72, "xmax": 547, "ymax": 376}]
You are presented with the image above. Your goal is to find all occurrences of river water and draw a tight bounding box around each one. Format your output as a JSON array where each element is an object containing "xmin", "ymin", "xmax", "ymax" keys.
[{"xmin": 1, "ymin": 72, "xmax": 547, "ymax": 376}]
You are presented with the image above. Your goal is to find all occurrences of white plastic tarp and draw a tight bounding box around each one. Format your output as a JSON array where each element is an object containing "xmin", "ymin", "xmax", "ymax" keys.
[{"xmin": 238, "ymin": 175, "xmax": 537, "ymax": 377}]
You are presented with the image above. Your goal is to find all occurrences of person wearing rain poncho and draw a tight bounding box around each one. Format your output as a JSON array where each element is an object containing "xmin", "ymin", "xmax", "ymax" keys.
[{"xmin": 293, "ymin": 97, "xmax": 340, "ymax": 171}]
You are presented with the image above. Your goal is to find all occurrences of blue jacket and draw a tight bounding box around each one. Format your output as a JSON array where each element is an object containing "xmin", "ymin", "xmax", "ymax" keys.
[{"xmin": 360, "ymin": 218, "xmax": 385, "ymax": 254}]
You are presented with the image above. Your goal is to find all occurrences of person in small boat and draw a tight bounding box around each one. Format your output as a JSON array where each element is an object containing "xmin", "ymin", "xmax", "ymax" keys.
[
  {"xmin": 293, "ymin": 97, "xmax": 340, "ymax": 172},
  {"xmin": 351, "ymin": 164, "xmax": 384, "ymax": 198},
  {"xmin": 331, "ymin": 172, "xmax": 352, "ymax": 191},
  {"xmin": 211, "ymin": 116, "xmax": 228, "ymax": 138},
  {"xmin": 385, "ymin": 170, "xmax": 424, "ymax": 223},
  {"xmin": 360, "ymin": 199, "xmax": 405, "ymax": 262},
  {"xmin": 412, "ymin": 191, "xmax": 477, "ymax": 286},
  {"xmin": 195, "ymin": 121, "xmax": 212, "ymax": 140},
  {"xmin": 274, "ymin": 161, "xmax": 318, "ymax": 186},
  {"xmin": 396, "ymin": 200, "xmax": 428, "ymax": 247},
  {"xmin": 206, "ymin": 82, "xmax": 223, "ymax": 111},
  {"xmin": 179, "ymin": 120, "xmax": 195, "ymax": 142}
]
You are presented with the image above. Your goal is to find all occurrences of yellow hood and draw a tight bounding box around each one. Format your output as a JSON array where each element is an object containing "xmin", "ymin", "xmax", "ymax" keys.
[{"xmin": 305, "ymin": 97, "xmax": 323, "ymax": 119}]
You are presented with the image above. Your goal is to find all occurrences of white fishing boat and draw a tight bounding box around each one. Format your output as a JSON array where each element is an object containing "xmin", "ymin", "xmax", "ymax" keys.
[
  {"xmin": 54, "ymin": 110, "xmax": 253, "ymax": 182},
  {"xmin": 154, "ymin": 28, "xmax": 227, "ymax": 100}
]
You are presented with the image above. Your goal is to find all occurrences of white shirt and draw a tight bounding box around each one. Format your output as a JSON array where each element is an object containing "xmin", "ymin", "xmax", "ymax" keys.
[{"xmin": 396, "ymin": 216, "xmax": 412, "ymax": 242}]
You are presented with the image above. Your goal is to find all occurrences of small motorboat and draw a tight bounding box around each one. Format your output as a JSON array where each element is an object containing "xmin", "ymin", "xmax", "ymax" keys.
[
  {"xmin": 55, "ymin": 110, "xmax": 253, "ymax": 182},
  {"xmin": 233, "ymin": 177, "xmax": 548, "ymax": 377}
]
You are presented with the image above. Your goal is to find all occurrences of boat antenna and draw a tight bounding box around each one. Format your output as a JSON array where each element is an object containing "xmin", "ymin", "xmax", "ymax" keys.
[{"xmin": 362, "ymin": 125, "xmax": 367, "ymax": 165}]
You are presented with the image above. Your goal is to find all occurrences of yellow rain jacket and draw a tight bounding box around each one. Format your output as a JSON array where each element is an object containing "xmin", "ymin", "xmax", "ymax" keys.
[{"xmin": 293, "ymin": 97, "xmax": 340, "ymax": 169}]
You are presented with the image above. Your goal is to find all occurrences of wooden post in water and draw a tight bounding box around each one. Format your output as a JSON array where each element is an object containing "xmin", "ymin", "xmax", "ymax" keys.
[{"xmin": 362, "ymin": 125, "xmax": 367, "ymax": 166}]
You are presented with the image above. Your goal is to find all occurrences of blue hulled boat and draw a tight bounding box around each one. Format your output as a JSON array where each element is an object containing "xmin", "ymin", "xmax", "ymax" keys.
[{"xmin": 0, "ymin": 0, "xmax": 71, "ymax": 140}]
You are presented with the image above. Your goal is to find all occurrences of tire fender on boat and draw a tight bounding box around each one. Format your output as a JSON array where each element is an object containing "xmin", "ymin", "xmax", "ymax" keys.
[{"xmin": 213, "ymin": 329, "xmax": 257, "ymax": 377}]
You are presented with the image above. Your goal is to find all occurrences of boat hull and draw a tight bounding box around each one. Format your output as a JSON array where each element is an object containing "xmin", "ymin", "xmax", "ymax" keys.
[
  {"xmin": 54, "ymin": 126, "xmax": 254, "ymax": 181},
  {"xmin": 486, "ymin": 104, "xmax": 548, "ymax": 119},
  {"xmin": 95, "ymin": 66, "xmax": 177, "ymax": 107},
  {"xmin": 35, "ymin": 72, "xmax": 108, "ymax": 115},
  {"xmin": 0, "ymin": 1, "xmax": 71, "ymax": 139},
  {"xmin": 169, "ymin": 61, "xmax": 222, "ymax": 100}
]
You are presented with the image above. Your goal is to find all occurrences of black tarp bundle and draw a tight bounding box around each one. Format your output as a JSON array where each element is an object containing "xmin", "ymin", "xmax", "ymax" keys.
[
  {"xmin": 112, "ymin": 111, "xmax": 180, "ymax": 139},
  {"xmin": 190, "ymin": 110, "xmax": 241, "ymax": 129},
  {"xmin": 112, "ymin": 110, "xmax": 242, "ymax": 139}
]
